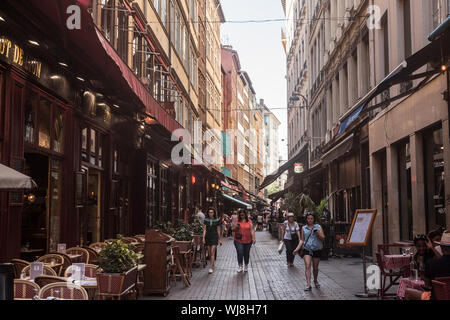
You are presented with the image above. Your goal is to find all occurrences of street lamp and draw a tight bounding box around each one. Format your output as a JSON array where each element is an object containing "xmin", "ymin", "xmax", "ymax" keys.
[{"xmin": 289, "ymin": 92, "xmax": 308, "ymax": 107}]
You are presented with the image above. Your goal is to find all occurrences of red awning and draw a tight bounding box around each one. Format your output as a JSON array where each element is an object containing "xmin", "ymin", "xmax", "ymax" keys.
[{"xmin": 27, "ymin": 0, "xmax": 182, "ymax": 133}]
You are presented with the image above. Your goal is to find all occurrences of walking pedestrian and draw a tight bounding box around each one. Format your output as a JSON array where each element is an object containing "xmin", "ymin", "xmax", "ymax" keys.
[
  {"xmin": 233, "ymin": 209, "xmax": 256, "ymax": 273},
  {"xmin": 229, "ymin": 210, "xmax": 238, "ymax": 238},
  {"xmin": 203, "ymin": 208, "xmax": 222, "ymax": 274},
  {"xmin": 280, "ymin": 212, "xmax": 300, "ymax": 267},
  {"xmin": 294, "ymin": 212, "xmax": 325, "ymax": 291},
  {"xmin": 195, "ymin": 206, "xmax": 205, "ymax": 224}
]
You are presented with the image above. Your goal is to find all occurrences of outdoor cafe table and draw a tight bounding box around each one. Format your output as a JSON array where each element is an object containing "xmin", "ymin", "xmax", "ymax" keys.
[
  {"xmin": 397, "ymin": 278, "xmax": 425, "ymax": 299},
  {"xmin": 383, "ymin": 254, "xmax": 411, "ymax": 270}
]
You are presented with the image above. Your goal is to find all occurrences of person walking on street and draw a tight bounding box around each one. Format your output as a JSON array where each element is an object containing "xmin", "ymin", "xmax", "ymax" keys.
[
  {"xmin": 280, "ymin": 212, "xmax": 301, "ymax": 267},
  {"xmin": 294, "ymin": 212, "xmax": 325, "ymax": 291},
  {"xmin": 229, "ymin": 210, "xmax": 238, "ymax": 238},
  {"xmin": 233, "ymin": 209, "xmax": 256, "ymax": 273},
  {"xmin": 203, "ymin": 208, "xmax": 222, "ymax": 274},
  {"xmin": 196, "ymin": 206, "xmax": 205, "ymax": 224}
]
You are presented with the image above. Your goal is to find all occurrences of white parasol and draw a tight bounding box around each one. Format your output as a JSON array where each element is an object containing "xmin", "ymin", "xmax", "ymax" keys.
[{"xmin": 0, "ymin": 163, "xmax": 37, "ymax": 190}]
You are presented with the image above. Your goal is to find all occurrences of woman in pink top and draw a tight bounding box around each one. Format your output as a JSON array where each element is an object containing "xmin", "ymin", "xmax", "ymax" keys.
[{"xmin": 232, "ymin": 209, "xmax": 256, "ymax": 273}]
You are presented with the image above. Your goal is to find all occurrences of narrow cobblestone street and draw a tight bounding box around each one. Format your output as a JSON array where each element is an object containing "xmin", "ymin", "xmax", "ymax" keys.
[{"xmin": 145, "ymin": 230, "xmax": 372, "ymax": 300}]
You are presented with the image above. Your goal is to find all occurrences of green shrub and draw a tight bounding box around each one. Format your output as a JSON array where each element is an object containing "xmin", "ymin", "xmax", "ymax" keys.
[{"xmin": 97, "ymin": 235, "xmax": 138, "ymax": 273}]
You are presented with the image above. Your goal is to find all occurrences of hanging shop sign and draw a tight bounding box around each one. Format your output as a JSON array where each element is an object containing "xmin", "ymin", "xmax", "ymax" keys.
[
  {"xmin": 0, "ymin": 37, "xmax": 42, "ymax": 78},
  {"xmin": 294, "ymin": 163, "xmax": 304, "ymax": 174}
]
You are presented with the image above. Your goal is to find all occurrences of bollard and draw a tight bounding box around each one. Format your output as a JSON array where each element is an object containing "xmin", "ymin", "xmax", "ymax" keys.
[{"xmin": 0, "ymin": 263, "xmax": 14, "ymax": 300}]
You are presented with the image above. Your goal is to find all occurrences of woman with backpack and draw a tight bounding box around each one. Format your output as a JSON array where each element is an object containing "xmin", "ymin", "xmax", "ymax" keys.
[
  {"xmin": 294, "ymin": 212, "xmax": 325, "ymax": 291},
  {"xmin": 280, "ymin": 212, "xmax": 301, "ymax": 267}
]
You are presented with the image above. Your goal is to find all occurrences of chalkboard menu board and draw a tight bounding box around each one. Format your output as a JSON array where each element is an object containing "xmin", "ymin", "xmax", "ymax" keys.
[{"xmin": 346, "ymin": 209, "xmax": 377, "ymax": 246}]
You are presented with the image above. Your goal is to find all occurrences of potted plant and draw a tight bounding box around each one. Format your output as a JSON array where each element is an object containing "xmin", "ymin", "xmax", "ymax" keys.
[
  {"xmin": 96, "ymin": 235, "xmax": 139, "ymax": 299},
  {"xmin": 154, "ymin": 221, "xmax": 176, "ymax": 237},
  {"xmin": 189, "ymin": 218, "xmax": 204, "ymax": 248},
  {"xmin": 172, "ymin": 225, "xmax": 193, "ymax": 252}
]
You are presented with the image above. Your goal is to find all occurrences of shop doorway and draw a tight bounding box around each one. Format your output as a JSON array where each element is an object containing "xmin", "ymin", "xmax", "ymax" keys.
[
  {"xmin": 22, "ymin": 152, "xmax": 49, "ymax": 258},
  {"xmin": 87, "ymin": 169, "xmax": 101, "ymax": 244}
]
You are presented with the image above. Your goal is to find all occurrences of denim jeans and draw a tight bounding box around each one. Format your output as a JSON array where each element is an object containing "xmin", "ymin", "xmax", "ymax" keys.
[{"xmin": 234, "ymin": 241, "xmax": 252, "ymax": 266}]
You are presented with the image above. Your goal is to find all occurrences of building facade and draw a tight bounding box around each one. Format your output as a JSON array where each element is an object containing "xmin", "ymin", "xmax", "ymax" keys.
[
  {"xmin": 368, "ymin": 0, "xmax": 450, "ymax": 250},
  {"xmin": 0, "ymin": 0, "xmax": 227, "ymax": 262},
  {"xmin": 284, "ymin": 0, "xmax": 450, "ymax": 255}
]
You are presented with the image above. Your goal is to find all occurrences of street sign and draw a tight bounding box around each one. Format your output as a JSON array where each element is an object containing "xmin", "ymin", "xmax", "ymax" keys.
[{"xmin": 294, "ymin": 163, "xmax": 303, "ymax": 173}]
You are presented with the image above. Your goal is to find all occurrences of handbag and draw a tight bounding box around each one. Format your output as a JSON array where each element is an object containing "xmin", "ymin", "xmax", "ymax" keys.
[
  {"xmin": 299, "ymin": 226, "xmax": 314, "ymax": 258},
  {"xmin": 278, "ymin": 241, "xmax": 285, "ymax": 254}
]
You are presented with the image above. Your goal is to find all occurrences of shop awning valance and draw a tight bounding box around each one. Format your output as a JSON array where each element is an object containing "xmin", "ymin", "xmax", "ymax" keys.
[
  {"xmin": 268, "ymin": 188, "xmax": 290, "ymax": 204},
  {"xmin": 322, "ymin": 134, "xmax": 354, "ymax": 166},
  {"xmin": 0, "ymin": 164, "xmax": 37, "ymax": 190},
  {"xmin": 337, "ymin": 29, "xmax": 450, "ymax": 136},
  {"xmin": 258, "ymin": 144, "xmax": 308, "ymax": 190},
  {"xmin": 222, "ymin": 194, "xmax": 252, "ymax": 210}
]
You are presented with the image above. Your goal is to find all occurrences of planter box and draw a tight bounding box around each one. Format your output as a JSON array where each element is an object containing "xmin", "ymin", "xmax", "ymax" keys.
[
  {"xmin": 173, "ymin": 241, "xmax": 193, "ymax": 252},
  {"xmin": 96, "ymin": 266, "xmax": 138, "ymax": 299}
]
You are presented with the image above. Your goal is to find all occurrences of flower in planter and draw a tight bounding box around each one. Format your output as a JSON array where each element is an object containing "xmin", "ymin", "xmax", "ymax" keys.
[
  {"xmin": 97, "ymin": 235, "xmax": 139, "ymax": 274},
  {"xmin": 189, "ymin": 218, "xmax": 204, "ymax": 235},
  {"xmin": 172, "ymin": 226, "xmax": 193, "ymax": 242}
]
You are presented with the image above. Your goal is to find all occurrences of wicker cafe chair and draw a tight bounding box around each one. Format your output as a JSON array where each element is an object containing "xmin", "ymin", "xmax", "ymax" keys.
[
  {"xmin": 13, "ymin": 279, "xmax": 40, "ymax": 300},
  {"xmin": 36, "ymin": 254, "xmax": 65, "ymax": 276},
  {"xmin": 436, "ymin": 276, "xmax": 450, "ymax": 286},
  {"xmin": 89, "ymin": 242, "xmax": 107, "ymax": 253},
  {"xmin": 11, "ymin": 259, "xmax": 30, "ymax": 279},
  {"xmin": 432, "ymin": 280, "xmax": 450, "ymax": 300},
  {"xmin": 375, "ymin": 252, "xmax": 402, "ymax": 299},
  {"xmin": 121, "ymin": 237, "xmax": 139, "ymax": 244},
  {"xmin": 34, "ymin": 275, "xmax": 68, "ymax": 288},
  {"xmin": 64, "ymin": 264, "xmax": 100, "ymax": 278},
  {"xmin": 82, "ymin": 246, "xmax": 99, "ymax": 265},
  {"xmin": 39, "ymin": 282, "xmax": 89, "ymax": 300},
  {"xmin": 21, "ymin": 265, "xmax": 57, "ymax": 277},
  {"xmin": 66, "ymin": 247, "xmax": 89, "ymax": 264},
  {"xmin": 48, "ymin": 252, "xmax": 72, "ymax": 275}
]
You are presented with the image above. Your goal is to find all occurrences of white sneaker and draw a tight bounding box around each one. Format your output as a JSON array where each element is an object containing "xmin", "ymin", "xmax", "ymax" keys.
[
  {"xmin": 244, "ymin": 265, "xmax": 248, "ymax": 273},
  {"xmin": 208, "ymin": 268, "xmax": 214, "ymax": 274},
  {"xmin": 237, "ymin": 266, "xmax": 243, "ymax": 273}
]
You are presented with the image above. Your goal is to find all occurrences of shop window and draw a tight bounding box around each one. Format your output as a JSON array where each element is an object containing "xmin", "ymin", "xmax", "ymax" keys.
[
  {"xmin": 424, "ymin": 126, "xmax": 446, "ymax": 231},
  {"xmin": 98, "ymin": 135, "xmax": 103, "ymax": 168},
  {"xmin": 398, "ymin": 140, "xmax": 413, "ymax": 240},
  {"xmin": 49, "ymin": 159, "xmax": 62, "ymax": 252},
  {"xmin": 133, "ymin": 29, "xmax": 143, "ymax": 77},
  {"xmin": 38, "ymin": 98, "xmax": 51, "ymax": 149},
  {"xmin": 53, "ymin": 107, "xmax": 64, "ymax": 153},
  {"xmin": 24, "ymin": 89, "xmax": 38, "ymax": 144},
  {"xmin": 90, "ymin": 128, "xmax": 97, "ymax": 165},
  {"xmin": 100, "ymin": 0, "xmax": 114, "ymax": 42},
  {"xmin": 113, "ymin": 149, "xmax": 118, "ymax": 173},
  {"xmin": 117, "ymin": 3, "xmax": 129, "ymax": 62},
  {"xmin": 82, "ymin": 127, "xmax": 88, "ymax": 162}
]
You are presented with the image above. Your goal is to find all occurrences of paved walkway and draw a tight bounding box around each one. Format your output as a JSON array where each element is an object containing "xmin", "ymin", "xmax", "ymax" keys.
[{"xmin": 145, "ymin": 230, "xmax": 374, "ymax": 300}]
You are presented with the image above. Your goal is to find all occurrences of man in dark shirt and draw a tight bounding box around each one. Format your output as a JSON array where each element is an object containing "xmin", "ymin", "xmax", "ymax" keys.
[{"xmin": 405, "ymin": 232, "xmax": 450, "ymax": 300}]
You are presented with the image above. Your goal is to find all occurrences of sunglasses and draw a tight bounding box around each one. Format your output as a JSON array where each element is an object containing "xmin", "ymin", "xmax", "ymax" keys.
[{"xmin": 414, "ymin": 234, "xmax": 427, "ymax": 241}]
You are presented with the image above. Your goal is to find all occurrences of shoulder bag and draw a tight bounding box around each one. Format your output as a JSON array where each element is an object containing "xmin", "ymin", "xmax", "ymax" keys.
[
  {"xmin": 299, "ymin": 226, "xmax": 314, "ymax": 258},
  {"xmin": 288, "ymin": 222, "xmax": 299, "ymax": 242}
]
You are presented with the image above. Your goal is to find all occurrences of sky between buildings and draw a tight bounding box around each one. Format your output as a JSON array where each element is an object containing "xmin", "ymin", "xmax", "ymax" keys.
[{"xmin": 220, "ymin": 0, "xmax": 288, "ymax": 163}]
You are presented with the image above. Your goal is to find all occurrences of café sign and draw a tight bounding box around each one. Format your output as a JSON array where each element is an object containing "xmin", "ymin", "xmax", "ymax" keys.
[
  {"xmin": 294, "ymin": 163, "xmax": 304, "ymax": 174},
  {"xmin": 0, "ymin": 37, "xmax": 42, "ymax": 78}
]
